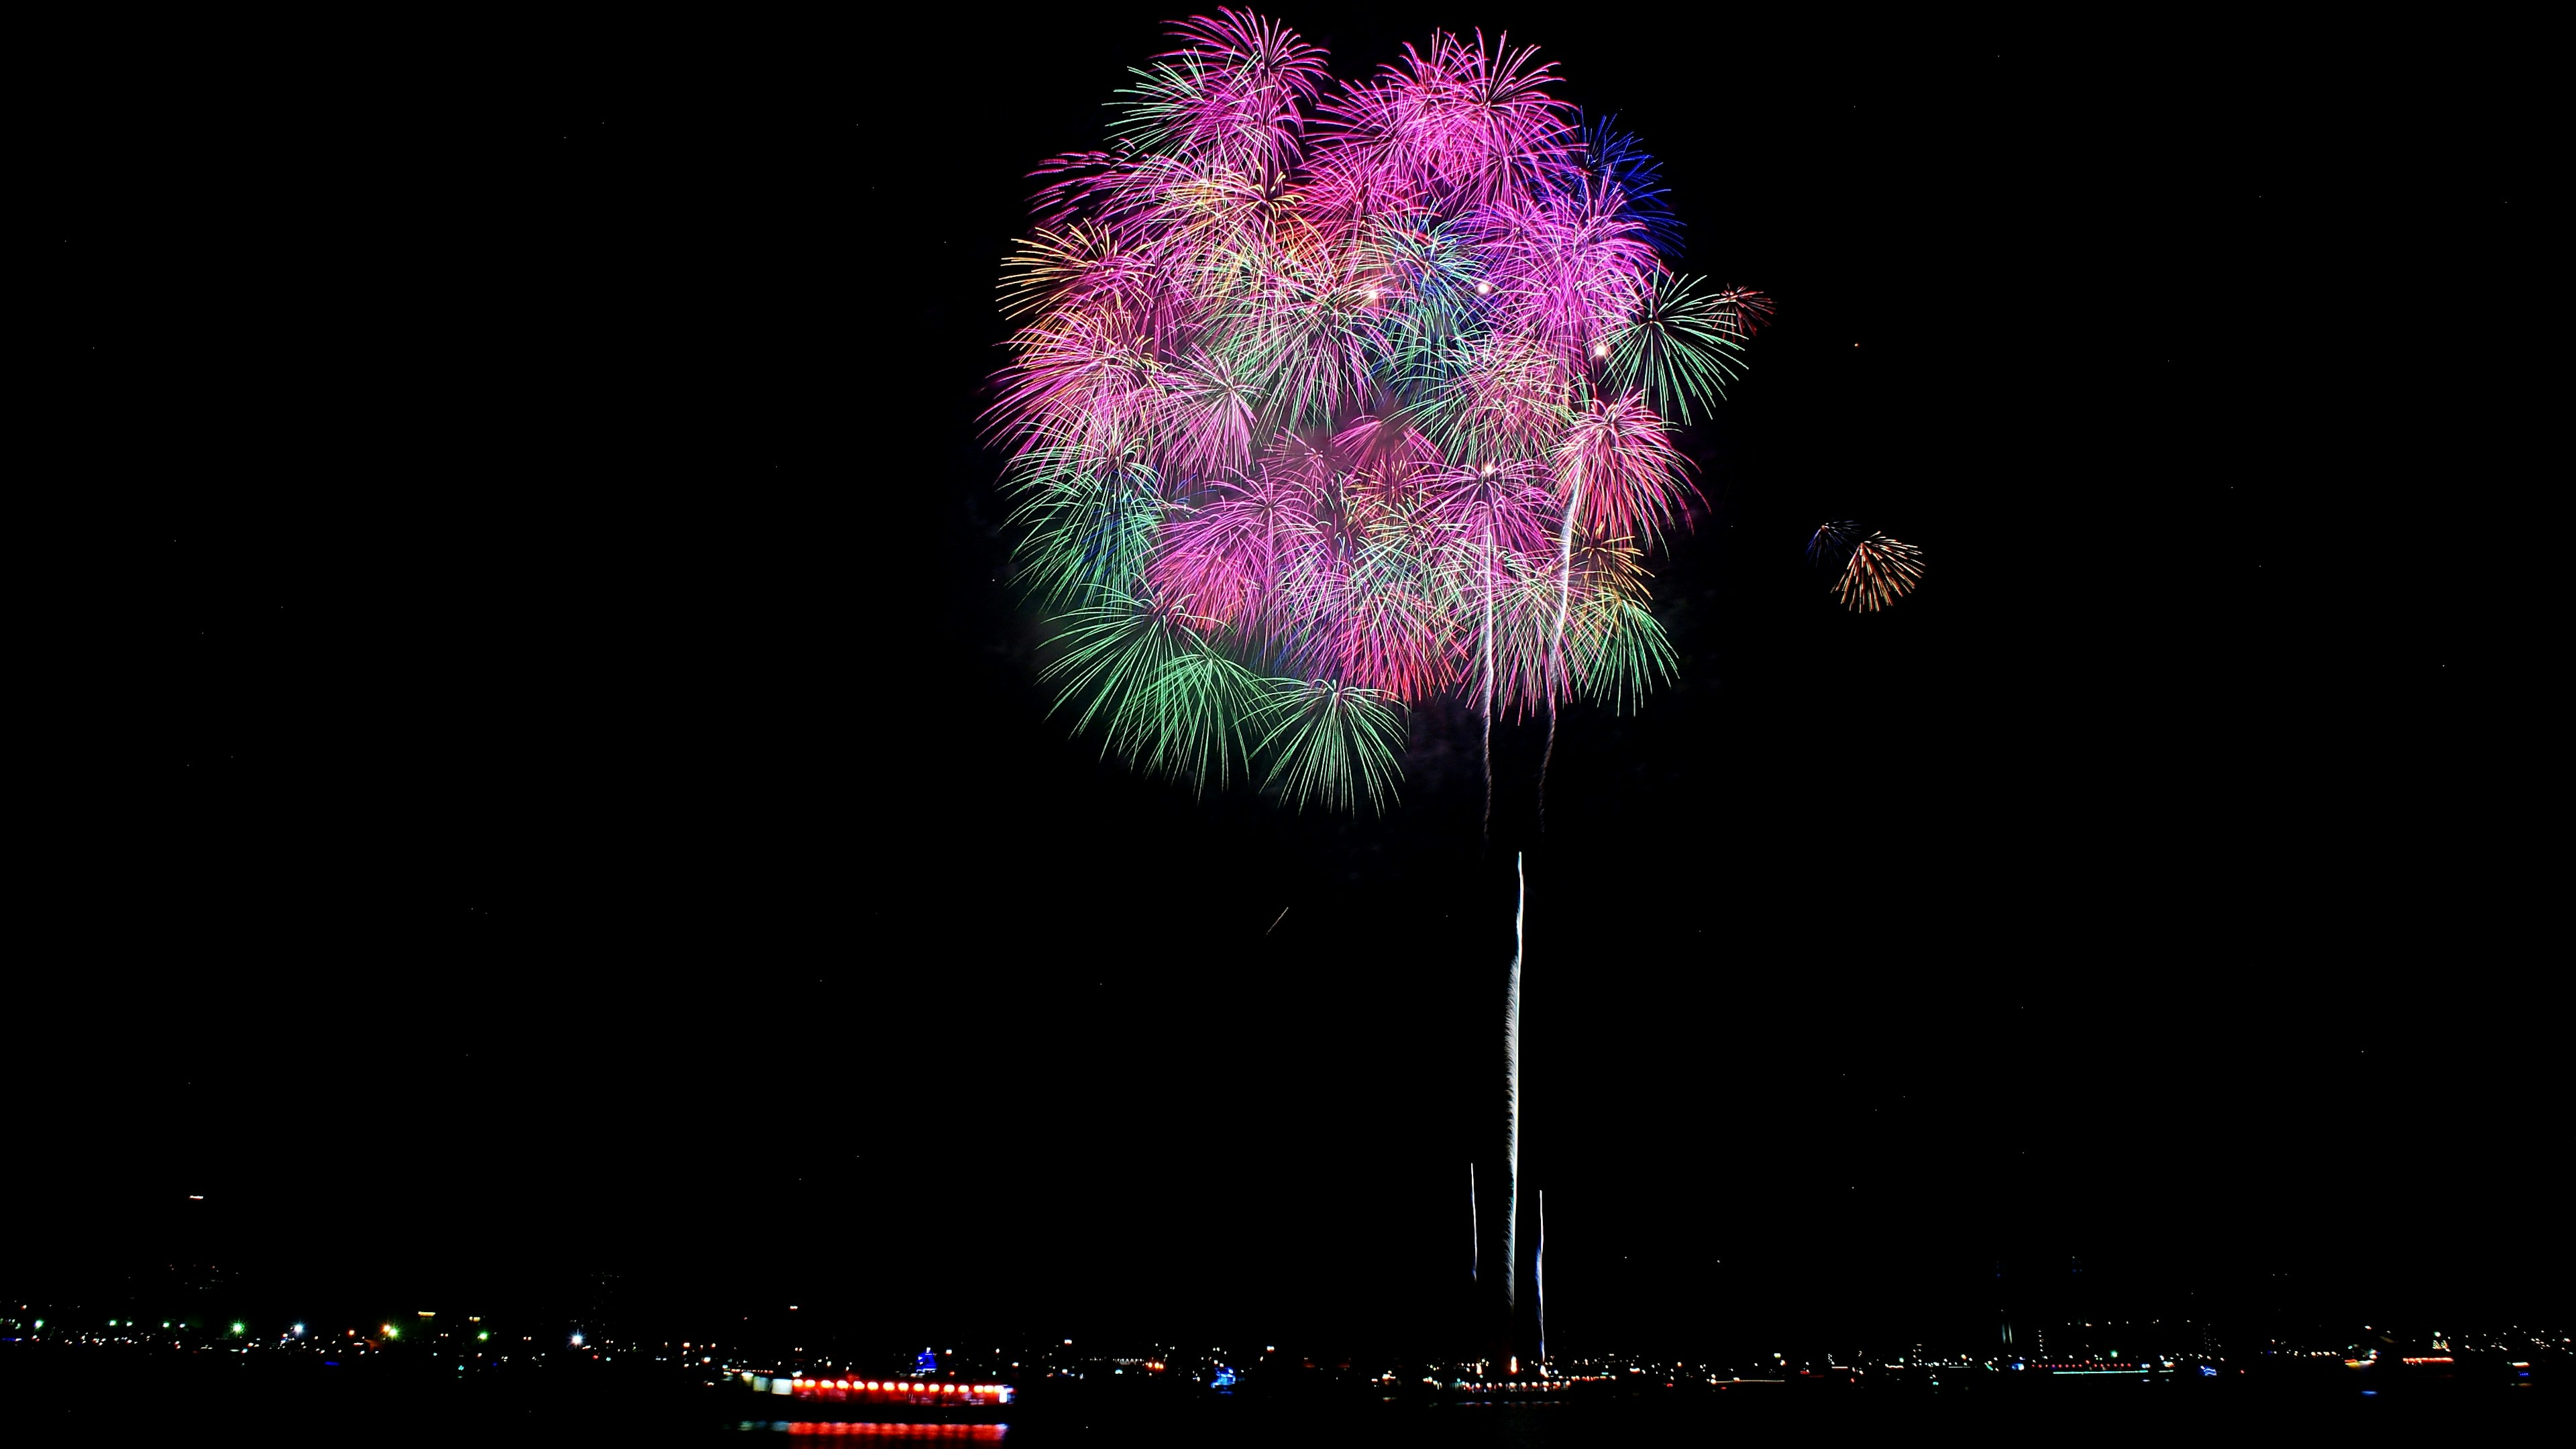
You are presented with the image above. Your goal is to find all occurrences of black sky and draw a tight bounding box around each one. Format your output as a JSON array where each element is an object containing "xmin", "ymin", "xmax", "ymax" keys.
[{"xmin": 31, "ymin": 12, "xmax": 2555, "ymax": 1359}]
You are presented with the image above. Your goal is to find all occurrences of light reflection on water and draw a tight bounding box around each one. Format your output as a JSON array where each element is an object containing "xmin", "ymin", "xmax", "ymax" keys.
[{"xmin": 751, "ymin": 1426, "xmax": 1007, "ymax": 1440}]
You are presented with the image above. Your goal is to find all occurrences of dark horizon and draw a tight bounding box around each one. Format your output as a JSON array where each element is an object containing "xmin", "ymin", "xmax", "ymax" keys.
[{"xmin": 28, "ymin": 9, "xmax": 2556, "ymax": 1375}]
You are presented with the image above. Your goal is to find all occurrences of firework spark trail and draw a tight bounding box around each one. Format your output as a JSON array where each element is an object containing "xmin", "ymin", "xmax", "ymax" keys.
[
  {"xmin": 1539, "ymin": 457, "xmax": 1583, "ymax": 833},
  {"xmin": 1499, "ymin": 851, "xmax": 1524, "ymax": 1340},
  {"xmin": 1834, "ymin": 531, "xmax": 1925, "ymax": 612},
  {"xmin": 1807, "ymin": 520, "xmax": 1859, "ymax": 568},
  {"xmin": 1479, "ymin": 468, "xmax": 1499, "ymax": 841},
  {"xmin": 1468, "ymin": 1163, "xmax": 1479, "ymax": 1286},
  {"xmin": 989, "ymin": 11, "xmax": 1763, "ymax": 809},
  {"xmin": 1536, "ymin": 702, "xmax": 1556, "ymax": 832},
  {"xmin": 1533, "ymin": 1187, "xmax": 1546, "ymax": 1362},
  {"xmin": 1483, "ymin": 514, "xmax": 1497, "ymax": 842}
]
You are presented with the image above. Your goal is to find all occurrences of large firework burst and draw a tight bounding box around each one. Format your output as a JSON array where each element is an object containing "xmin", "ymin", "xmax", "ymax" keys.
[{"xmin": 990, "ymin": 11, "xmax": 1765, "ymax": 810}]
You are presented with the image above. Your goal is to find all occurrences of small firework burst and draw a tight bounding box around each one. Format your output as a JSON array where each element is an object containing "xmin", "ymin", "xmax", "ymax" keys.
[
  {"xmin": 1806, "ymin": 521, "xmax": 1859, "ymax": 568},
  {"xmin": 1833, "ymin": 531, "xmax": 1924, "ymax": 612}
]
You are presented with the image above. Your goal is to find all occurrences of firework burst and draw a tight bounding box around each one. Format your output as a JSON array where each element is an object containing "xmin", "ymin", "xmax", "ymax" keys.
[
  {"xmin": 991, "ymin": 11, "xmax": 1764, "ymax": 810},
  {"xmin": 1806, "ymin": 521, "xmax": 1859, "ymax": 568},
  {"xmin": 1833, "ymin": 531, "xmax": 1925, "ymax": 612}
]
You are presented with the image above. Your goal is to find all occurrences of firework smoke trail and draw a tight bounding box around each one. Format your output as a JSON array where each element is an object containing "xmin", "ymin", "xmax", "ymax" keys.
[
  {"xmin": 1835, "ymin": 531, "xmax": 1924, "ymax": 612},
  {"xmin": 1467, "ymin": 1163, "xmax": 1479, "ymax": 1287},
  {"xmin": 1500, "ymin": 850, "xmax": 1523, "ymax": 1359},
  {"xmin": 990, "ymin": 13, "xmax": 1762, "ymax": 809},
  {"xmin": 1537, "ymin": 701, "xmax": 1558, "ymax": 832},
  {"xmin": 1536, "ymin": 391, "xmax": 1702, "ymax": 821},
  {"xmin": 1537, "ymin": 462, "xmax": 1581, "ymax": 835},
  {"xmin": 1533, "ymin": 1187, "xmax": 1546, "ymax": 1363},
  {"xmin": 1547, "ymin": 460, "xmax": 1584, "ymax": 722},
  {"xmin": 1483, "ymin": 502, "xmax": 1496, "ymax": 843}
]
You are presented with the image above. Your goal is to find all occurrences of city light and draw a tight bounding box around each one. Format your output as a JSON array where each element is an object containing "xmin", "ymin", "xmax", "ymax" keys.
[
  {"xmin": 571, "ymin": 1333, "xmax": 584, "ymax": 1346},
  {"xmin": 382, "ymin": 1325, "xmax": 398, "ymax": 1339}
]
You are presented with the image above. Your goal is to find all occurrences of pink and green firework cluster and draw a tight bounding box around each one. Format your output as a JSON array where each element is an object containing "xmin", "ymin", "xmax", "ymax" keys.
[{"xmin": 991, "ymin": 11, "xmax": 1767, "ymax": 810}]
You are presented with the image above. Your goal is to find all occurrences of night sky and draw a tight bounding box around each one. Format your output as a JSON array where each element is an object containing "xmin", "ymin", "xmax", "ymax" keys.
[{"xmin": 34, "ymin": 13, "xmax": 2553, "ymax": 1361}]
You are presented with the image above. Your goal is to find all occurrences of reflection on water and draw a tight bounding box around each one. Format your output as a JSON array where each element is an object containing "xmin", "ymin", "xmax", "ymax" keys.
[{"xmin": 752, "ymin": 1425, "xmax": 1008, "ymax": 1440}]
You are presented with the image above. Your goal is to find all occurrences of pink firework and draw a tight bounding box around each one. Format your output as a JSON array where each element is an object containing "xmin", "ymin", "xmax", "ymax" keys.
[{"xmin": 991, "ymin": 11, "xmax": 1765, "ymax": 811}]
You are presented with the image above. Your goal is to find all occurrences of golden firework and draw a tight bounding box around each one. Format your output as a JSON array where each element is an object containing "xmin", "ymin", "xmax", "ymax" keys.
[{"xmin": 1833, "ymin": 531, "xmax": 1923, "ymax": 612}]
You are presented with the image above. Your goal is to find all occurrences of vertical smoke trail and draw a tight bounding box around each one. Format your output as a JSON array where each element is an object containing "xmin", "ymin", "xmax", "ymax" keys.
[
  {"xmin": 1537, "ymin": 705, "xmax": 1558, "ymax": 832},
  {"xmin": 1500, "ymin": 851, "xmax": 1525, "ymax": 1365},
  {"xmin": 1550, "ymin": 472, "xmax": 1584, "ymax": 672},
  {"xmin": 1538, "ymin": 465, "xmax": 1584, "ymax": 831},
  {"xmin": 1481, "ymin": 513, "xmax": 1497, "ymax": 843},
  {"xmin": 1534, "ymin": 1188, "xmax": 1546, "ymax": 1365}
]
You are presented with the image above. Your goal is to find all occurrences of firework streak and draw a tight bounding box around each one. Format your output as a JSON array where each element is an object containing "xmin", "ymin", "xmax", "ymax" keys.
[
  {"xmin": 1841, "ymin": 532, "xmax": 1924, "ymax": 612},
  {"xmin": 1808, "ymin": 522, "xmax": 1923, "ymax": 612},
  {"xmin": 989, "ymin": 11, "xmax": 1766, "ymax": 809}
]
